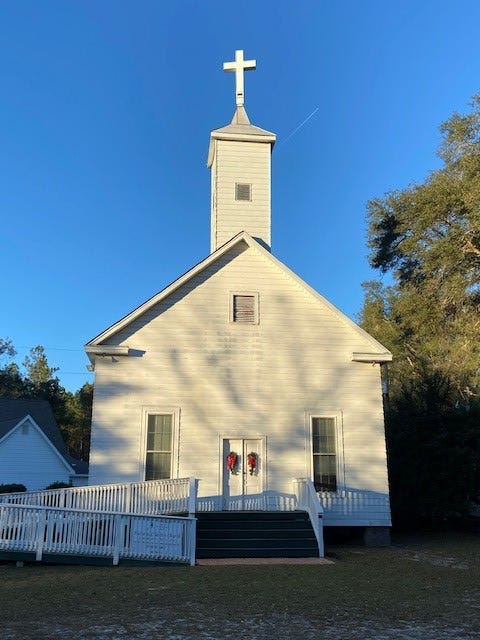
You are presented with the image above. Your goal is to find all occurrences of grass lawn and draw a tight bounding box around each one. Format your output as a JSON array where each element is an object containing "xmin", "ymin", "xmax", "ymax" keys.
[{"xmin": 1, "ymin": 531, "xmax": 479, "ymax": 639}]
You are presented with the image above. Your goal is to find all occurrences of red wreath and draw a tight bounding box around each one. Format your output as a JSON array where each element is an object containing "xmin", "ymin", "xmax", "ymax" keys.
[
  {"xmin": 227, "ymin": 452, "xmax": 238, "ymax": 473},
  {"xmin": 247, "ymin": 452, "xmax": 257, "ymax": 475}
]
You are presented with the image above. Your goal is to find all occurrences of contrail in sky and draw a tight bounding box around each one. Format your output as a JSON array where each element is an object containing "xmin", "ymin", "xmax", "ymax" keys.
[{"xmin": 278, "ymin": 107, "xmax": 320, "ymax": 147}]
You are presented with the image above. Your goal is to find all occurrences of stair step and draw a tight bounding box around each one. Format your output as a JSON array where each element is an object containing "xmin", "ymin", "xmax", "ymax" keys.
[
  {"xmin": 196, "ymin": 511, "xmax": 310, "ymax": 520},
  {"xmin": 195, "ymin": 510, "xmax": 320, "ymax": 559},
  {"xmin": 197, "ymin": 529, "xmax": 316, "ymax": 540},
  {"xmin": 197, "ymin": 538, "xmax": 318, "ymax": 550},
  {"xmin": 196, "ymin": 516, "xmax": 310, "ymax": 524},
  {"xmin": 197, "ymin": 547, "xmax": 319, "ymax": 559}
]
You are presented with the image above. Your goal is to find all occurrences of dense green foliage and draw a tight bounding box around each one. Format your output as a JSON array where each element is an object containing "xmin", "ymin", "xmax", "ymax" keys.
[
  {"xmin": 0, "ymin": 484, "xmax": 27, "ymax": 494},
  {"xmin": 44, "ymin": 481, "xmax": 73, "ymax": 490},
  {"xmin": 0, "ymin": 343, "xmax": 92, "ymax": 461},
  {"xmin": 361, "ymin": 95, "xmax": 480, "ymax": 527}
]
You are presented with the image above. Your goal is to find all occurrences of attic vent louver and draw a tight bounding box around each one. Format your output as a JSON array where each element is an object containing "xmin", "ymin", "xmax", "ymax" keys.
[
  {"xmin": 235, "ymin": 183, "xmax": 251, "ymax": 201},
  {"xmin": 233, "ymin": 294, "xmax": 256, "ymax": 323}
]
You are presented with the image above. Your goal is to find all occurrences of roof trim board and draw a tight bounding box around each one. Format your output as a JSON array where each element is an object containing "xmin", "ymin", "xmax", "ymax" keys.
[
  {"xmin": 351, "ymin": 352, "xmax": 393, "ymax": 363},
  {"xmin": 85, "ymin": 346, "xmax": 130, "ymax": 357}
]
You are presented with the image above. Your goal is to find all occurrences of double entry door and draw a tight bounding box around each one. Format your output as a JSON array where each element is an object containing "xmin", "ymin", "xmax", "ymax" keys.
[{"xmin": 222, "ymin": 437, "xmax": 264, "ymax": 510}]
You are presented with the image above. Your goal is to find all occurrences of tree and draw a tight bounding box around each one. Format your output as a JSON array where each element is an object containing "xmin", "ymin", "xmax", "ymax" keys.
[
  {"xmin": 0, "ymin": 340, "xmax": 27, "ymax": 398},
  {"xmin": 361, "ymin": 94, "xmax": 480, "ymax": 527},
  {"xmin": 0, "ymin": 362, "xmax": 26, "ymax": 398},
  {"xmin": 0, "ymin": 340, "xmax": 92, "ymax": 461},
  {"xmin": 62, "ymin": 383, "xmax": 93, "ymax": 461},
  {"xmin": 23, "ymin": 346, "xmax": 59, "ymax": 387},
  {"xmin": 367, "ymin": 96, "xmax": 480, "ymax": 399},
  {"xmin": 0, "ymin": 338, "xmax": 15, "ymax": 360}
]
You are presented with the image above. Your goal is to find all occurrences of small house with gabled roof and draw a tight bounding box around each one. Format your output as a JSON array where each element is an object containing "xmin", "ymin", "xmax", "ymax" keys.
[
  {"xmin": 86, "ymin": 50, "xmax": 392, "ymax": 543},
  {"xmin": 0, "ymin": 398, "xmax": 88, "ymax": 490}
]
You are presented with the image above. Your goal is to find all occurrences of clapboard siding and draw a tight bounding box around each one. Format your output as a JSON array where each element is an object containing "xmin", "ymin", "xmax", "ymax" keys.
[
  {"xmin": 0, "ymin": 419, "xmax": 72, "ymax": 490},
  {"xmin": 211, "ymin": 140, "xmax": 271, "ymax": 250},
  {"xmin": 89, "ymin": 241, "xmax": 391, "ymax": 526}
]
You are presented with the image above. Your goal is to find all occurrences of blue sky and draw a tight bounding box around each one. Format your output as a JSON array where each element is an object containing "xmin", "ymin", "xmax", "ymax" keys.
[{"xmin": 2, "ymin": 0, "xmax": 480, "ymax": 391}]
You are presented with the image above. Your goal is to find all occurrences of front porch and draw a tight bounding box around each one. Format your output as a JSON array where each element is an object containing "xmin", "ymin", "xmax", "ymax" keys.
[{"xmin": 0, "ymin": 477, "xmax": 324, "ymax": 566}]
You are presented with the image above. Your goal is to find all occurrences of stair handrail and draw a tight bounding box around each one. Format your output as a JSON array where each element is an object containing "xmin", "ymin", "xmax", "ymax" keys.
[{"xmin": 293, "ymin": 478, "xmax": 325, "ymax": 557}]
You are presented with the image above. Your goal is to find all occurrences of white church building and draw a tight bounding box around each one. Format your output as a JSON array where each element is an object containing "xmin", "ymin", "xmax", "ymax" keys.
[{"xmin": 86, "ymin": 50, "xmax": 392, "ymax": 543}]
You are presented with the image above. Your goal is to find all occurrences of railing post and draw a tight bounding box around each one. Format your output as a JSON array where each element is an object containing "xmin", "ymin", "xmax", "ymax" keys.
[
  {"xmin": 189, "ymin": 517, "xmax": 197, "ymax": 566},
  {"xmin": 317, "ymin": 513, "xmax": 324, "ymax": 557},
  {"xmin": 125, "ymin": 484, "xmax": 132, "ymax": 513},
  {"xmin": 35, "ymin": 510, "xmax": 47, "ymax": 562},
  {"xmin": 292, "ymin": 478, "xmax": 300, "ymax": 507},
  {"xmin": 112, "ymin": 514, "xmax": 123, "ymax": 566},
  {"xmin": 188, "ymin": 477, "xmax": 197, "ymax": 518}
]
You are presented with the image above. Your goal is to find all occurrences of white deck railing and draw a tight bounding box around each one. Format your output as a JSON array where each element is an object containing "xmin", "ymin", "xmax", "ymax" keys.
[
  {"xmin": 0, "ymin": 503, "xmax": 196, "ymax": 566},
  {"xmin": 0, "ymin": 478, "xmax": 197, "ymax": 517},
  {"xmin": 293, "ymin": 478, "xmax": 325, "ymax": 557},
  {"xmin": 317, "ymin": 489, "xmax": 391, "ymax": 526}
]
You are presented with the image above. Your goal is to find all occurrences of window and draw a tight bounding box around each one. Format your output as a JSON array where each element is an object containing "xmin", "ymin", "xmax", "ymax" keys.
[
  {"xmin": 312, "ymin": 417, "xmax": 337, "ymax": 491},
  {"xmin": 231, "ymin": 293, "xmax": 259, "ymax": 324},
  {"xmin": 235, "ymin": 183, "xmax": 251, "ymax": 201},
  {"xmin": 145, "ymin": 414, "xmax": 173, "ymax": 480}
]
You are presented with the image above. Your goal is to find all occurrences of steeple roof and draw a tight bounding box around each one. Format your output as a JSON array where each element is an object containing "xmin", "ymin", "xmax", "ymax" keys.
[{"xmin": 207, "ymin": 106, "xmax": 275, "ymax": 167}]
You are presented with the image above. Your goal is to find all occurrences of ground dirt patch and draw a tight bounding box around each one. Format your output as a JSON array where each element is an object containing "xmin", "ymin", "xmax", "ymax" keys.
[{"xmin": 1, "ymin": 532, "xmax": 479, "ymax": 639}]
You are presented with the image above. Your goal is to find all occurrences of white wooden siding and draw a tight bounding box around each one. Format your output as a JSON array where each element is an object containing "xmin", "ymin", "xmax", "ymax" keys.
[
  {"xmin": 0, "ymin": 419, "xmax": 72, "ymax": 490},
  {"xmin": 89, "ymin": 241, "xmax": 390, "ymax": 526},
  {"xmin": 211, "ymin": 140, "xmax": 271, "ymax": 251}
]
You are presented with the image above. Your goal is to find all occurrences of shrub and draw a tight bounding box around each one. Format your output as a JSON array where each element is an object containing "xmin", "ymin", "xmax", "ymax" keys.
[
  {"xmin": 0, "ymin": 483, "xmax": 27, "ymax": 494},
  {"xmin": 44, "ymin": 481, "xmax": 72, "ymax": 490}
]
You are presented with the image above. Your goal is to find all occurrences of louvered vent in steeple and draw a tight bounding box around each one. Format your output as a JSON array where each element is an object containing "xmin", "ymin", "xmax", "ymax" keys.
[{"xmin": 235, "ymin": 183, "xmax": 251, "ymax": 201}]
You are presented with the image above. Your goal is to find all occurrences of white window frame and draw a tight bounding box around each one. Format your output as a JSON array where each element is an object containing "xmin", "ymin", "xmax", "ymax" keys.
[
  {"xmin": 229, "ymin": 291, "xmax": 260, "ymax": 325},
  {"xmin": 140, "ymin": 406, "xmax": 180, "ymax": 480},
  {"xmin": 307, "ymin": 410, "xmax": 344, "ymax": 493}
]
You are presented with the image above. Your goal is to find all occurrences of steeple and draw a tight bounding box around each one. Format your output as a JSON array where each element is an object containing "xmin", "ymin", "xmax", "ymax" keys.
[{"xmin": 207, "ymin": 50, "xmax": 276, "ymax": 253}]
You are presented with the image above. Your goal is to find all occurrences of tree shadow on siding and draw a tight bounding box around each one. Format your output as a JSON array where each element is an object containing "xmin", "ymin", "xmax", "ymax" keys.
[{"xmin": 89, "ymin": 243, "xmax": 390, "ymax": 517}]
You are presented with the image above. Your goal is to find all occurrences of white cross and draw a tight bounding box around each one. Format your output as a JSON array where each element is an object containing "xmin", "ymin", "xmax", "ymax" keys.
[{"xmin": 223, "ymin": 50, "xmax": 256, "ymax": 107}]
